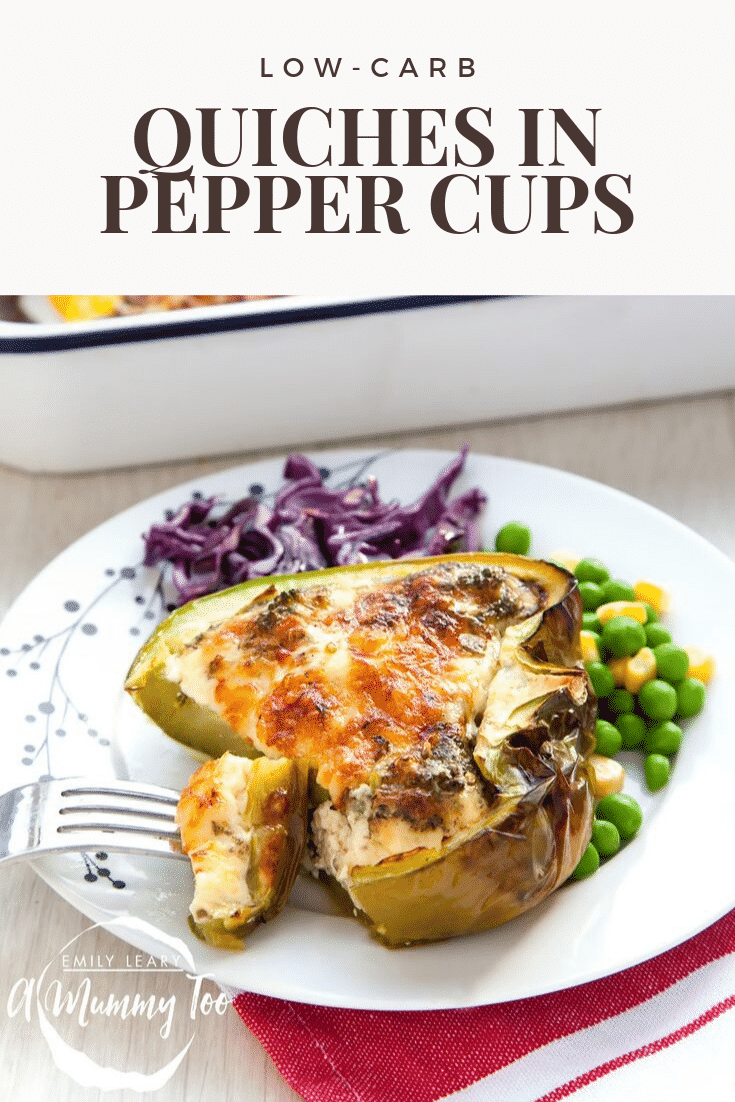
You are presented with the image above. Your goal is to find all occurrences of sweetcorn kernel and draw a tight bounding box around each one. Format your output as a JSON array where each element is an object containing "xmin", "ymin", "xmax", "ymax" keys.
[
  {"xmin": 588, "ymin": 754, "xmax": 626, "ymax": 799},
  {"xmin": 580, "ymin": 631, "xmax": 601, "ymax": 663},
  {"xmin": 684, "ymin": 646, "xmax": 716, "ymax": 684},
  {"xmin": 606, "ymin": 657, "xmax": 629, "ymax": 687},
  {"xmin": 634, "ymin": 581, "xmax": 671, "ymax": 615},
  {"xmin": 623, "ymin": 647, "xmax": 657, "ymax": 694},
  {"xmin": 597, "ymin": 601, "xmax": 648, "ymax": 626}
]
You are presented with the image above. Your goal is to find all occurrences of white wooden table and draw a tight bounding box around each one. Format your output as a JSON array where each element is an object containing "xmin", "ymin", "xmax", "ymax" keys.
[{"xmin": 1, "ymin": 392, "xmax": 734, "ymax": 1099}]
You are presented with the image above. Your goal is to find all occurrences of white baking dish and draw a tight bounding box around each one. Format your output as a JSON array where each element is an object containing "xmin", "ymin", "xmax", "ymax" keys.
[{"xmin": 1, "ymin": 295, "xmax": 733, "ymax": 474}]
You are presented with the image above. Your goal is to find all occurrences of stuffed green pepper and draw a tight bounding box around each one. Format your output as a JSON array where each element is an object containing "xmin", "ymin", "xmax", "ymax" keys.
[{"xmin": 127, "ymin": 553, "xmax": 596, "ymax": 946}]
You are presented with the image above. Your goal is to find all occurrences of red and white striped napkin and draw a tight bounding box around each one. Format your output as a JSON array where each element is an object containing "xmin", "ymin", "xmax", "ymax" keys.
[{"xmin": 233, "ymin": 909, "xmax": 735, "ymax": 1102}]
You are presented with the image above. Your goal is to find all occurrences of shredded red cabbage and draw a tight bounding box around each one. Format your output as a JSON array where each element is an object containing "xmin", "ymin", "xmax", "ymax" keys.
[{"xmin": 143, "ymin": 449, "xmax": 487, "ymax": 604}]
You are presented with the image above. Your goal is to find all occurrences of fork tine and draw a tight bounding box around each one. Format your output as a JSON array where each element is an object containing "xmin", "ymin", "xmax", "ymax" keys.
[
  {"xmin": 56, "ymin": 818, "xmax": 180, "ymax": 839},
  {"xmin": 59, "ymin": 781, "xmax": 180, "ymax": 807},
  {"xmin": 58, "ymin": 783, "xmax": 179, "ymax": 832},
  {"xmin": 57, "ymin": 782, "xmax": 179, "ymax": 838}
]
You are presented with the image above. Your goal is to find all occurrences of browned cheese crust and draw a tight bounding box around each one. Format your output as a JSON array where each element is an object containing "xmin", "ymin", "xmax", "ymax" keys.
[{"xmin": 177, "ymin": 563, "xmax": 548, "ymax": 819}]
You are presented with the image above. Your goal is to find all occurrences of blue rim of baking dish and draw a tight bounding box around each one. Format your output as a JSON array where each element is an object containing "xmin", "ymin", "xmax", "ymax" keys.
[{"xmin": 0, "ymin": 295, "xmax": 497, "ymax": 353}]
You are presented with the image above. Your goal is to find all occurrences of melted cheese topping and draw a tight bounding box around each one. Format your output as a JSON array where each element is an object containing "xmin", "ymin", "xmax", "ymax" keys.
[{"xmin": 171, "ymin": 563, "xmax": 546, "ymax": 807}]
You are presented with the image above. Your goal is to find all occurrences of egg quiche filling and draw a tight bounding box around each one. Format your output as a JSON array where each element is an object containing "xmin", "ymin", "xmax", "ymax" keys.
[{"xmin": 175, "ymin": 752, "xmax": 308, "ymax": 947}]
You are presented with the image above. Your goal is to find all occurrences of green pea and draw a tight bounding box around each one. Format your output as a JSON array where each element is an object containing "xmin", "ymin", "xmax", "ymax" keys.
[
  {"xmin": 579, "ymin": 581, "xmax": 605, "ymax": 611},
  {"xmin": 644, "ymin": 753, "xmax": 670, "ymax": 791},
  {"xmin": 644, "ymin": 720, "xmax": 683, "ymax": 756},
  {"xmin": 676, "ymin": 678, "xmax": 706, "ymax": 718},
  {"xmin": 586, "ymin": 661, "xmax": 615, "ymax": 698},
  {"xmin": 616, "ymin": 713, "xmax": 647, "ymax": 749},
  {"xmin": 591, "ymin": 818, "xmax": 621, "ymax": 857},
  {"xmin": 594, "ymin": 719, "xmax": 623, "ymax": 757},
  {"xmin": 494, "ymin": 522, "xmax": 531, "ymax": 555},
  {"xmin": 575, "ymin": 558, "xmax": 610, "ymax": 584},
  {"xmin": 602, "ymin": 616, "xmax": 647, "ymax": 658},
  {"xmin": 595, "ymin": 793, "xmax": 643, "ymax": 840},
  {"xmin": 582, "ymin": 612, "xmax": 602, "ymax": 633},
  {"xmin": 645, "ymin": 622, "xmax": 672, "ymax": 648},
  {"xmin": 607, "ymin": 688, "xmax": 635, "ymax": 714},
  {"xmin": 570, "ymin": 842, "xmax": 600, "ymax": 880},
  {"xmin": 642, "ymin": 603, "xmax": 658, "ymax": 624},
  {"xmin": 600, "ymin": 578, "xmax": 636, "ymax": 603},
  {"xmin": 638, "ymin": 679, "xmax": 678, "ymax": 721},
  {"xmin": 653, "ymin": 644, "xmax": 689, "ymax": 684}
]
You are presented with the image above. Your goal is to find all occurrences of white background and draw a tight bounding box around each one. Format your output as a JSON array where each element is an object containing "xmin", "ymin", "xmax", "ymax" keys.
[{"xmin": 0, "ymin": 0, "xmax": 733, "ymax": 293}]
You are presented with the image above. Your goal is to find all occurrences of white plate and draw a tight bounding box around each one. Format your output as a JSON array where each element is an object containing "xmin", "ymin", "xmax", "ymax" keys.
[{"xmin": 1, "ymin": 448, "xmax": 733, "ymax": 1009}]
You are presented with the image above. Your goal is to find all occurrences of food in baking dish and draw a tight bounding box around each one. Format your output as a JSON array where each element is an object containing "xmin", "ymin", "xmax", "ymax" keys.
[
  {"xmin": 127, "ymin": 554, "xmax": 596, "ymax": 946},
  {"xmin": 46, "ymin": 295, "xmax": 278, "ymax": 321}
]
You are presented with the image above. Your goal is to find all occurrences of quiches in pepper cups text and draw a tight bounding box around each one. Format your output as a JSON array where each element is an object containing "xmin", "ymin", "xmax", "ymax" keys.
[{"xmin": 125, "ymin": 553, "xmax": 596, "ymax": 947}]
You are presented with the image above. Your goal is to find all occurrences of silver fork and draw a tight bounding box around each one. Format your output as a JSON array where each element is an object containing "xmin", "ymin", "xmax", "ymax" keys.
[{"xmin": 0, "ymin": 778, "xmax": 187, "ymax": 866}]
